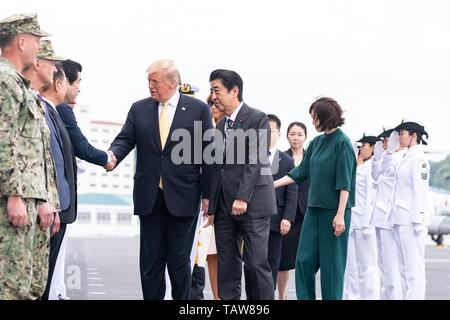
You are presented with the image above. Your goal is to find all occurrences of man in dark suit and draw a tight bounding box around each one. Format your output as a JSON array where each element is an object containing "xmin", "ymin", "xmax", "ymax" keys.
[
  {"xmin": 108, "ymin": 59, "xmax": 212, "ymax": 300},
  {"xmin": 38, "ymin": 64, "xmax": 77, "ymax": 300},
  {"xmin": 57, "ymin": 59, "xmax": 115, "ymax": 167},
  {"xmin": 207, "ymin": 69, "xmax": 277, "ymax": 300},
  {"xmin": 52, "ymin": 59, "xmax": 114, "ymax": 300}
]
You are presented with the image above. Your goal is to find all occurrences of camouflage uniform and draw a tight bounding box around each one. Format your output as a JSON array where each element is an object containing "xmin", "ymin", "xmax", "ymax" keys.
[
  {"xmin": 28, "ymin": 39, "xmax": 64, "ymax": 300},
  {"xmin": 0, "ymin": 13, "xmax": 59, "ymax": 300}
]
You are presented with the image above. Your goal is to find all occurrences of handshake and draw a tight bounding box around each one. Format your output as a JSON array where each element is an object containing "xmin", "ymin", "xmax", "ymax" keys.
[{"xmin": 104, "ymin": 150, "xmax": 117, "ymax": 171}]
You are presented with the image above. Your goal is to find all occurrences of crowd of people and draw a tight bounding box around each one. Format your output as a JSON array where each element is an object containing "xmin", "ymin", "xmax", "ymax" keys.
[{"xmin": 0, "ymin": 13, "xmax": 431, "ymax": 300}]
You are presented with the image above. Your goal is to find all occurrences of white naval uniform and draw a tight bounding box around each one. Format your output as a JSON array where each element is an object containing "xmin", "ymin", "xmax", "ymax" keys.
[
  {"xmin": 370, "ymin": 149, "xmax": 406, "ymax": 300},
  {"xmin": 344, "ymin": 159, "xmax": 380, "ymax": 300},
  {"xmin": 389, "ymin": 144, "xmax": 430, "ymax": 300}
]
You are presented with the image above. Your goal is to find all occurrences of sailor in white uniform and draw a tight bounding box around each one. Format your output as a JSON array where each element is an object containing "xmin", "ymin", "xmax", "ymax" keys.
[
  {"xmin": 370, "ymin": 128, "xmax": 405, "ymax": 300},
  {"xmin": 344, "ymin": 134, "xmax": 380, "ymax": 300},
  {"xmin": 389, "ymin": 120, "xmax": 430, "ymax": 300}
]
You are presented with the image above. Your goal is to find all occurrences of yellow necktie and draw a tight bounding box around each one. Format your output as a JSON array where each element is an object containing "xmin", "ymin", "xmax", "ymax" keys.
[{"xmin": 159, "ymin": 101, "xmax": 170, "ymax": 189}]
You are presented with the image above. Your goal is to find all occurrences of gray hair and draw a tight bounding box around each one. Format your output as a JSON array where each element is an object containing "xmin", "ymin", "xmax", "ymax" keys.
[{"xmin": 146, "ymin": 59, "xmax": 181, "ymax": 85}]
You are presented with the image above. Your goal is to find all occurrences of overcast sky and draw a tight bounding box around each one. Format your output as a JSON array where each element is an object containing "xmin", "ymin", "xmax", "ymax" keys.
[{"xmin": 4, "ymin": 0, "xmax": 450, "ymax": 154}]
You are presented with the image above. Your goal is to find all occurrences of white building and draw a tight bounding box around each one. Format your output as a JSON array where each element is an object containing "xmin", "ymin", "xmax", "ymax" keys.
[{"xmin": 70, "ymin": 105, "xmax": 138, "ymax": 237}]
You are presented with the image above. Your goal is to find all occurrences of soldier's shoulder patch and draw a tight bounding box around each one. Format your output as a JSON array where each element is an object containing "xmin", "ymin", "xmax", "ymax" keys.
[
  {"xmin": 422, "ymin": 163, "xmax": 427, "ymax": 168},
  {"xmin": 420, "ymin": 171, "xmax": 429, "ymax": 180}
]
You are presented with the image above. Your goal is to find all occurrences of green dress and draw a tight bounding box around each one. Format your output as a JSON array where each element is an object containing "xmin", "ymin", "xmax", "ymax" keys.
[{"xmin": 287, "ymin": 128, "xmax": 356, "ymax": 300}]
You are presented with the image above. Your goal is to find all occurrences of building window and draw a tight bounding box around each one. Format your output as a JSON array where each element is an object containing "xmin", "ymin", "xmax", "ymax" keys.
[
  {"xmin": 89, "ymin": 183, "xmax": 97, "ymax": 187},
  {"xmin": 112, "ymin": 185, "xmax": 119, "ymax": 188},
  {"xmin": 78, "ymin": 212, "xmax": 91, "ymax": 224},
  {"xmin": 117, "ymin": 213, "xmax": 132, "ymax": 224},
  {"xmin": 97, "ymin": 212, "xmax": 111, "ymax": 224},
  {"xmin": 91, "ymin": 128, "xmax": 98, "ymax": 132},
  {"xmin": 102, "ymin": 129, "xmax": 109, "ymax": 133},
  {"xmin": 101, "ymin": 184, "xmax": 108, "ymax": 188},
  {"xmin": 124, "ymin": 174, "xmax": 131, "ymax": 178},
  {"xmin": 124, "ymin": 185, "xmax": 130, "ymax": 189},
  {"xmin": 90, "ymin": 172, "xmax": 97, "ymax": 176}
]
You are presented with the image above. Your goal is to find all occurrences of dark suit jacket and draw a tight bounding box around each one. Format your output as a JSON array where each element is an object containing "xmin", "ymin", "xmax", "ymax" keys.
[
  {"xmin": 270, "ymin": 150, "xmax": 297, "ymax": 232},
  {"xmin": 285, "ymin": 148, "xmax": 309, "ymax": 216},
  {"xmin": 56, "ymin": 103, "xmax": 108, "ymax": 166},
  {"xmin": 43, "ymin": 101, "xmax": 77, "ymax": 224},
  {"xmin": 109, "ymin": 93, "xmax": 212, "ymax": 217},
  {"xmin": 208, "ymin": 103, "xmax": 277, "ymax": 218}
]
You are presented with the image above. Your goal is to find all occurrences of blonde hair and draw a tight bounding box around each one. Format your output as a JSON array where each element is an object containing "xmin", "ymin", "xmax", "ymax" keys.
[{"xmin": 146, "ymin": 59, "xmax": 181, "ymax": 85}]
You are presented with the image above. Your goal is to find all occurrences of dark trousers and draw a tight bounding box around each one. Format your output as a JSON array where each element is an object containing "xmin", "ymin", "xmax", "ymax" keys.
[
  {"xmin": 139, "ymin": 188, "xmax": 198, "ymax": 300},
  {"xmin": 215, "ymin": 192, "xmax": 274, "ymax": 300},
  {"xmin": 42, "ymin": 222, "xmax": 67, "ymax": 300},
  {"xmin": 267, "ymin": 231, "xmax": 283, "ymax": 289},
  {"xmin": 244, "ymin": 230, "xmax": 281, "ymax": 298}
]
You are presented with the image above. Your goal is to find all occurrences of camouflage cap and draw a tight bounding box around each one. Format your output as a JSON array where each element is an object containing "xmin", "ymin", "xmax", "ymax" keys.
[
  {"xmin": 0, "ymin": 13, "xmax": 50, "ymax": 37},
  {"xmin": 37, "ymin": 39, "xmax": 64, "ymax": 61}
]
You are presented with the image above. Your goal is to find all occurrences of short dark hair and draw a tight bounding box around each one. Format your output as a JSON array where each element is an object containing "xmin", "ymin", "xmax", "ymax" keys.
[
  {"xmin": 41, "ymin": 63, "xmax": 65, "ymax": 93},
  {"xmin": 308, "ymin": 97, "xmax": 345, "ymax": 130},
  {"xmin": 53, "ymin": 62, "xmax": 65, "ymax": 82},
  {"xmin": 405, "ymin": 130, "xmax": 423, "ymax": 145},
  {"xmin": 209, "ymin": 69, "xmax": 243, "ymax": 101},
  {"xmin": 287, "ymin": 121, "xmax": 307, "ymax": 138},
  {"xmin": 62, "ymin": 59, "xmax": 82, "ymax": 85},
  {"xmin": 267, "ymin": 114, "xmax": 281, "ymax": 130},
  {"xmin": 0, "ymin": 34, "xmax": 15, "ymax": 49}
]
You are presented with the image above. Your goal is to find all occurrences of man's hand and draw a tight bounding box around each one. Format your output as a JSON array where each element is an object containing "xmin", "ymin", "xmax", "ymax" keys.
[
  {"xmin": 37, "ymin": 202, "xmax": 54, "ymax": 231},
  {"xmin": 201, "ymin": 198, "xmax": 209, "ymax": 217},
  {"xmin": 231, "ymin": 199, "xmax": 248, "ymax": 216},
  {"xmin": 51, "ymin": 211, "xmax": 61, "ymax": 237},
  {"xmin": 7, "ymin": 196, "xmax": 28, "ymax": 227},
  {"xmin": 280, "ymin": 219, "xmax": 291, "ymax": 236},
  {"xmin": 104, "ymin": 150, "xmax": 117, "ymax": 171}
]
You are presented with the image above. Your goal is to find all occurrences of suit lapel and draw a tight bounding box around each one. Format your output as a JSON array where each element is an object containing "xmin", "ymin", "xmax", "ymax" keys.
[
  {"xmin": 224, "ymin": 103, "xmax": 250, "ymax": 161},
  {"xmin": 45, "ymin": 102, "xmax": 65, "ymax": 151},
  {"xmin": 150, "ymin": 99, "xmax": 162, "ymax": 151},
  {"xmin": 233, "ymin": 103, "xmax": 250, "ymax": 130},
  {"xmin": 272, "ymin": 149, "xmax": 284, "ymax": 178},
  {"xmin": 163, "ymin": 94, "xmax": 188, "ymax": 152}
]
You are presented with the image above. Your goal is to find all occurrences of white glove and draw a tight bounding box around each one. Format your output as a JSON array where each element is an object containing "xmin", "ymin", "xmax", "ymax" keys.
[
  {"xmin": 413, "ymin": 223, "xmax": 427, "ymax": 236},
  {"xmin": 373, "ymin": 141, "xmax": 384, "ymax": 160},
  {"xmin": 387, "ymin": 131, "xmax": 399, "ymax": 154},
  {"xmin": 352, "ymin": 142, "xmax": 360, "ymax": 158}
]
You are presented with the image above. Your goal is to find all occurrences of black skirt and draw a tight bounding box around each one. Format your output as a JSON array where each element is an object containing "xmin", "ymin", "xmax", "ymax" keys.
[{"xmin": 279, "ymin": 213, "xmax": 304, "ymax": 271}]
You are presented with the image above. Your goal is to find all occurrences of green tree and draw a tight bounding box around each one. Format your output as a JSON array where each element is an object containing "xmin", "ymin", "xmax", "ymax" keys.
[{"xmin": 430, "ymin": 155, "xmax": 450, "ymax": 191}]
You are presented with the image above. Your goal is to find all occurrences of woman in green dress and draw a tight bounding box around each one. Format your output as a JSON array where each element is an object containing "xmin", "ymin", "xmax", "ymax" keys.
[{"xmin": 274, "ymin": 97, "xmax": 356, "ymax": 300}]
